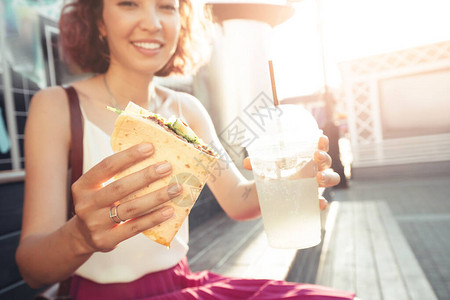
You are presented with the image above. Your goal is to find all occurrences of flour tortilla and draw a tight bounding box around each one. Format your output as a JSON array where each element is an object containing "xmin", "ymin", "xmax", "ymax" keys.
[{"xmin": 110, "ymin": 102, "xmax": 218, "ymax": 247}]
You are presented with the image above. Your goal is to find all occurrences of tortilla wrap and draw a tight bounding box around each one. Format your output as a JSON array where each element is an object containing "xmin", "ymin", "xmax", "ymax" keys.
[{"xmin": 110, "ymin": 102, "xmax": 218, "ymax": 247}]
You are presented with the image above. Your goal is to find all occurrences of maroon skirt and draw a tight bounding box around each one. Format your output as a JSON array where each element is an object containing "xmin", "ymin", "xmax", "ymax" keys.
[{"xmin": 70, "ymin": 257, "xmax": 355, "ymax": 300}]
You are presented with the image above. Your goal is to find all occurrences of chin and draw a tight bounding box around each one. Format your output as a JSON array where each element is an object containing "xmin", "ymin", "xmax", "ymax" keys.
[{"xmin": 134, "ymin": 63, "xmax": 168, "ymax": 76}]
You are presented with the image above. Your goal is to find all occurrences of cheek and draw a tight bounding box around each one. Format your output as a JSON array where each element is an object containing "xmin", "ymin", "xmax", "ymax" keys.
[
  {"xmin": 106, "ymin": 20, "xmax": 133, "ymax": 50},
  {"xmin": 171, "ymin": 21, "xmax": 181, "ymax": 42},
  {"xmin": 169, "ymin": 15, "xmax": 181, "ymax": 39},
  {"xmin": 173, "ymin": 29, "xmax": 180, "ymax": 49},
  {"xmin": 165, "ymin": 21, "xmax": 181, "ymax": 52}
]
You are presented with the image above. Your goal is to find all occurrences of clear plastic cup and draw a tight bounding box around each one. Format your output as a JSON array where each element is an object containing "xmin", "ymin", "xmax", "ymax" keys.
[{"xmin": 246, "ymin": 104, "xmax": 322, "ymax": 249}]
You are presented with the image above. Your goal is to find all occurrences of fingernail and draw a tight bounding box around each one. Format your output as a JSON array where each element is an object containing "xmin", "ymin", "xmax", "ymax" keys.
[
  {"xmin": 138, "ymin": 143, "xmax": 153, "ymax": 153},
  {"xmin": 156, "ymin": 162, "xmax": 172, "ymax": 174},
  {"xmin": 161, "ymin": 206, "xmax": 174, "ymax": 217},
  {"xmin": 167, "ymin": 183, "xmax": 182, "ymax": 196},
  {"xmin": 320, "ymin": 172, "xmax": 327, "ymax": 183},
  {"xmin": 319, "ymin": 151, "xmax": 327, "ymax": 160}
]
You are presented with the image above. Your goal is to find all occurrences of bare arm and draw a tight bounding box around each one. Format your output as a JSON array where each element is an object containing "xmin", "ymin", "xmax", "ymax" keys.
[
  {"xmin": 180, "ymin": 94, "xmax": 261, "ymax": 220},
  {"xmin": 16, "ymin": 88, "xmax": 182, "ymax": 288},
  {"xmin": 181, "ymin": 93, "xmax": 340, "ymax": 221},
  {"xmin": 16, "ymin": 87, "xmax": 88, "ymax": 287}
]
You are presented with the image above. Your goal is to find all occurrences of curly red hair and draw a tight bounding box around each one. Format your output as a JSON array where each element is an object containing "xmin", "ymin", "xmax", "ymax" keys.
[{"xmin": 59, "ymin": 0, "xmax": 210, "ymax": 76}]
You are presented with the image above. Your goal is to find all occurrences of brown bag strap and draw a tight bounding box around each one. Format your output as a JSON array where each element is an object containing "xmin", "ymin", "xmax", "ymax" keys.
[
  {"xmin": 57, "ymin": 86, "xmax": 84, "ymax": 299},
  {"xmin": 64, "ymin": 86, "xmax": 83, "ymax": 218}
]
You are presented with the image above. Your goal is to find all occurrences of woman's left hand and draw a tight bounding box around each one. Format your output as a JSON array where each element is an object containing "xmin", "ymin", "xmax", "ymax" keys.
[
  {"xmin": 242, "ymin": 135, "xmax": 340, "ymax": 211},
  {"xmin": 314, "ymin": 135, "xmax": 340, "ymax": 210},
  {"xmin": 314, "ymin": 135, "xmax": 340, "ymax": 188}
]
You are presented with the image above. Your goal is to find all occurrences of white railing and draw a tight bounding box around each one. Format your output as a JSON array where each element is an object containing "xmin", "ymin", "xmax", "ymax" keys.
[
  {"xmin": 0, "ymin": 2, "xmax": 21, "ymax": 172},
  {"xmin": 0, "ymin": 170, "xmax": 25, "ymax": 184},
  {"xmin": 351, "ymin": 133, "xmax": 450, "ymax": 167}
]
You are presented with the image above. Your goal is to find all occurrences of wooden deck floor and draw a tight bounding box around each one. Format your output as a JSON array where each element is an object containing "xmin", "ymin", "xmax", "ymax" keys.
[
  {"xmin": 329, "ymin": 175, "xmax": 450, "ymax": 300},
  {"xmin": 187, "ymin": 174, "xmax": 450, "ymax": 300},
  {"xmin": 188, "ymin": 213, "xmax": 299, "ymax": 281},
  {"xmin": 315, "ymin": 200, "xmax": 437, "ymax": 300}
]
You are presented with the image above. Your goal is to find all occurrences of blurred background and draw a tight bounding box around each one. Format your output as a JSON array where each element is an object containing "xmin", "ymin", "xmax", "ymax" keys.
[{"xmin": 1, "ymin": 0, "xmax": 449, "ymax": 299}]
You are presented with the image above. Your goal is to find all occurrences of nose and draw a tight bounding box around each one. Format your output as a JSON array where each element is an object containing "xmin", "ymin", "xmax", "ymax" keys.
[{"xmin": 139, "ymin": 7, "xmax": 163, "ymax": 32}]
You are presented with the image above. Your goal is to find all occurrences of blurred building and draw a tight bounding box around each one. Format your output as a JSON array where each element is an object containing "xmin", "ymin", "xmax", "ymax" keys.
[{"xmin": 339, "ymin": 40, "xmax": 450, "ymax": 178}]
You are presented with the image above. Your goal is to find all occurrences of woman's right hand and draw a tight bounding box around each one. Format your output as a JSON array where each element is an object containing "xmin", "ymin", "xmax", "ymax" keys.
[{"xmin": 71, "ymin": 143, "xmax": 182, "ymax": 254}]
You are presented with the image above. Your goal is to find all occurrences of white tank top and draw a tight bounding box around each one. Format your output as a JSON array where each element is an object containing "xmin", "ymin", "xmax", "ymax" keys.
[{"xmin": 74, "ymin": 93, "xmax": 189, "ymax": 284}]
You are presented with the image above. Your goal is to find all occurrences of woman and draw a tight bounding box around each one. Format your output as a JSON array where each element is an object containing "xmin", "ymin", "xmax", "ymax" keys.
[{"xmin": 16, "ymin": 0, "xmax": 354, "ymax": 299}]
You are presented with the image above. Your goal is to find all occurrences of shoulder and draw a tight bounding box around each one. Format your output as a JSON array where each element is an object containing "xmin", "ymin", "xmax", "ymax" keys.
[
  {"xmin": 156, "ymin": 84, "xmax": 198, "ymax": 103},
  {"xmin": 157, "ymin": 85, "xmax": 208, "ymax": 114},
  {"xmin": 177, "ymin": 91, "xmax": 205, "ymax": 112},
  {"xmin": 32, "ymin": 85, "xmax": 67, "ymax": 100},
  {"xmin": 29, "ymin": 86, "xmax": 70, "ymax": 115},
  {"xmin": 26, "ymin": 86, "xmax": 72, "ymax": 144},
  {"xmin": 157, "ymin": 85, "xmax": 218, "ymax": 142},
  {"xmin": 165, "ymin": 87, "xmax": 212, "ymax": 127},
  {"xmin": 30, "ymin": 75, "xmax": 96, "ymax": 116}
]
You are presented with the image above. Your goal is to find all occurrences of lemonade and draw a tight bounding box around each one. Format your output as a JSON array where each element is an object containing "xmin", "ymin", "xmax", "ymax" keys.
[
  {"xmin": 254, "ymin": 175, "xmax": 321, "ymax": 249},
  {"xmin": 246, "ymin": 104, "xmax": 323, "ymax": 249}
]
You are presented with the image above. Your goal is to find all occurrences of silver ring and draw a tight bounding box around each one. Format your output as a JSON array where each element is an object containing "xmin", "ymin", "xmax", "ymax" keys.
[{"xmin": 109, "ymin": 204, "xmax": 125, "ymax": 224}]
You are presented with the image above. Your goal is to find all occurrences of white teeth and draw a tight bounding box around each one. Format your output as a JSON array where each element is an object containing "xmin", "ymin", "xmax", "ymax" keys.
[{"xmin": 133, "ymin": 42, "xmax": 161, "ymax": 50}]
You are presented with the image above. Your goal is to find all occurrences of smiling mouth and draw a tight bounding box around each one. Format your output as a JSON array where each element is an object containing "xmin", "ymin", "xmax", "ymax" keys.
[{"xmin": 132, "ymin": 42, "xmax": 163, "ymax": 50}]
